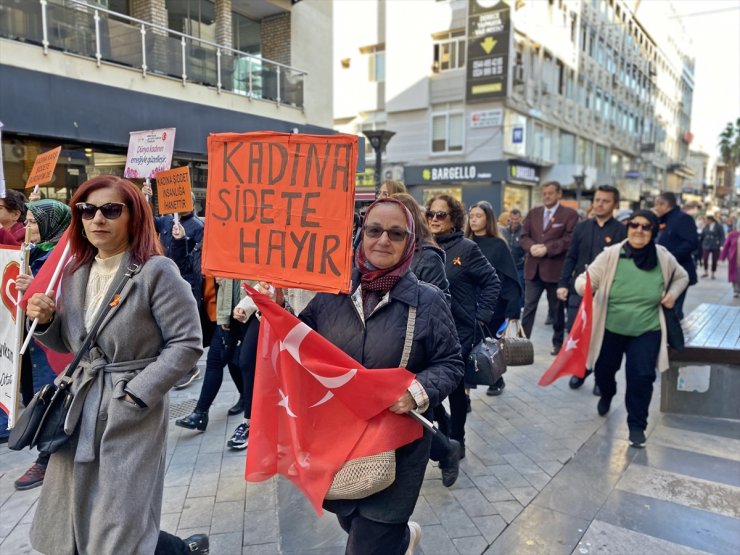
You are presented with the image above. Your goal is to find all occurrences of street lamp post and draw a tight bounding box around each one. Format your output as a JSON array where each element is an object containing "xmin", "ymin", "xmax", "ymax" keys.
[
  {"xmin": 363, "ymin": 130, "xmax": 395, "ymax": 198},
  {"xmin": 573, "ymin": 171, "xmax": 586, "ymax": 203}
]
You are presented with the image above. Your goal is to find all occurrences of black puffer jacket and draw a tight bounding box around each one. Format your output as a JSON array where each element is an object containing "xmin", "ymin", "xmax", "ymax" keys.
[
  {"xmin": 410, "ymin": 243, "xmax": 450, "ymax": 304},
  {"xmin": 300, "ymin": 269, "xmax": 463, "ymax": 523}
]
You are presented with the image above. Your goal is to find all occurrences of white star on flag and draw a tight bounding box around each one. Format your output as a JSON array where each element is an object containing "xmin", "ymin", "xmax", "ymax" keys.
[
  {"xmin": 565, "ymin": 337, "xmax": 579, "ymax": 351},
  {"xmin": 277, "ymin": 388, "xmax": 297, "ymax": 418}
]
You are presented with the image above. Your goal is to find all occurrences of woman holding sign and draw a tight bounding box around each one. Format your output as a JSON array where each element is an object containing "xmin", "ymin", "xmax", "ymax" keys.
[
  {"xmin": 25, "ymin": 176, "xmax": 209, "ymax": 555},
  {"xmin": 263, "ymin": 197, "xmax": 463, "ymax": 553}
]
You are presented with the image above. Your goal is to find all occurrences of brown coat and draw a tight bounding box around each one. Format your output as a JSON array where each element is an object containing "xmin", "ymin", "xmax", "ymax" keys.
[{"xmin": 520, "ymin": 204, "xmax": 579, "ymax": 283}]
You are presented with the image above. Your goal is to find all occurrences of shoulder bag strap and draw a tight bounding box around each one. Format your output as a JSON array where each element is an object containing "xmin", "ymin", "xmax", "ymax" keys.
[
  {"xmin": 57, "ymin": 262, "xmax": 142, "ymax": 386},
  {"xmin": 399, "ymin": 306, "xmax": 416, "ymax": 368}
]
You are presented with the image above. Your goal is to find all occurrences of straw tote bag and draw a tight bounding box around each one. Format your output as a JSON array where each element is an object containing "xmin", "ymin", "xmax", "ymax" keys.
[{"xmin": 501, "ymin": 320, "xmax": 534, "ymax": 366}]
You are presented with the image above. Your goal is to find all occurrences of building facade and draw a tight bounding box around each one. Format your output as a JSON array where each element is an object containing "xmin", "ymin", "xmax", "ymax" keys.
[
  {"xmin": 333, "ymin": 0, "xmax": 695, "ymax": 214},
  {"xmin": 0, "ymin": 0, "xmax": 333, "ymax": 211}
]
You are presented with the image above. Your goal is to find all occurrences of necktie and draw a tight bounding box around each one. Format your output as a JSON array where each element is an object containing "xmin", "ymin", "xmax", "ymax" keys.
[{"xmin": 543, "ymin": 209, "xmax": 552, "ymax": 229}]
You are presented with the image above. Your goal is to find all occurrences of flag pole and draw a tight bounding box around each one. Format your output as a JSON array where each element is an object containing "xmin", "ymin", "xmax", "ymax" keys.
[
  {"xmin": 20, "ymin": 241, "xmax": 70, "ymax": 355},
  {"xmin": 9, "ymin": 229, "xmax": 33, "ymax": 427},
  {"xmin": 409, "ymin": 410, "xmax": 436, "ymax": 433}
]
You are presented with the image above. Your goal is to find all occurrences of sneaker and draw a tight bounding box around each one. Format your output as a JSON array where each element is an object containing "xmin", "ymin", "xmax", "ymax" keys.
[
  {"xmin": 174, "ymin": 367, "xmax": 201, "ymax": 390},
  {"xmin": 405, "ymin": 521, "xmax": 422, "ymax": 555},
  {"xmin": 629, "ymin": 429, "xmax": 646, "ymax": 448},
  {"xmin": 227, "ymin": 422, "xmax": 249, "ymax": 449},
  {"xmin": 15, "ymin": 463, "xmax": 46, "ymax": 490},
  {"xmin": 183, "ymin": 533, "xmax": 209, "ymax": 554}
]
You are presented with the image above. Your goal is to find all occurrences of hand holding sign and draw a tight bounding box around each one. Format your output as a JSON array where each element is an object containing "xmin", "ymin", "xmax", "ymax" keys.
[{"xmin": 172, "ymin": 221, "xmax": 185, "ymax": 240}]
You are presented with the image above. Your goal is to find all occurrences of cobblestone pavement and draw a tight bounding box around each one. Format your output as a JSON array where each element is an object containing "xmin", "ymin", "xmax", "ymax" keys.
[{"xmin": 1, "ymin": 265, "xmax": 738, "ymax": 554}]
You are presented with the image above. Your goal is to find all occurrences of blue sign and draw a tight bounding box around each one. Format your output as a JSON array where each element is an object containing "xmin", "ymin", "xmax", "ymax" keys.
[{"xmin": 512, "ymin": 127, "xmax": 523, "ymax": 144}]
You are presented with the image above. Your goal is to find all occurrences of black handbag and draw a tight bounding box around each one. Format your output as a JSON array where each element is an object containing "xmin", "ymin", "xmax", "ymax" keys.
[
  {"xmin": 465, "ymin": 323, "xmax": 506, "ymax": 387},
  {"xmin": 8, "ymin": 262, "xmax": 140, "ymax": 453},
  {"xmin": 501, "ymin": 320, "xmax": 534, "ymax": 366},
  {"xmin": 663, "ymin": 269, "xmax": 685, "ymax": 351}
]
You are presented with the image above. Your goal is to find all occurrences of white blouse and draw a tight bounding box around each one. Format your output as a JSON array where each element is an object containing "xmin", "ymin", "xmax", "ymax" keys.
[{"xmin": 84, "ymin": 252, "xmax": 125, "ymax": 331}]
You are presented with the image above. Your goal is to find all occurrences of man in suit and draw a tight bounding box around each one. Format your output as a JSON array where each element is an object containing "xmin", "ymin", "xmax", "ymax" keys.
[
  {"xmin": 557, "ymin": 185, "xmax": 627, "ymax": 392},
  {"xmin": 520, "ymin": 181, "xmax": 579, "ymax": 355},
  {"xmin": 654, "ymin": 192, "xmax": 699, "ymax": 320}
]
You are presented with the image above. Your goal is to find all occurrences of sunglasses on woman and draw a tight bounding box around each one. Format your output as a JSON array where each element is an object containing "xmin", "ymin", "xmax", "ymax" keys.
[
  {"xmin": 76, "ymin": 202, "xmax": 127, "ymax": 220},
  {"xmin": 363, "ymin": 224, "xmax": 410, "ymax": 242},
  {"xmin": 627, "ymin": 222, "xmax": 652, "ymax": 231},
  {"xmin": 426, "ymin": 210, "xmax": 449, "ymax": 220}
]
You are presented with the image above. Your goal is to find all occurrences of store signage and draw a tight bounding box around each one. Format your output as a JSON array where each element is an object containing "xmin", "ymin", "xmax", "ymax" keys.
[
  {"xmin": 423, "ymin": 165, "xmax": 478, "ymax": 181},
  {"xmin": 512, "ymin": 127, "xmax": 524, "ymax": 144},
  {"xmin": 466, "ymin": 0, "xmax": 511, "ymax": 102},
  {"xmin": 470, "ymin": 109, "xmax": 503, "ymax": 128},
  {"xmin": 509, "ymin": 164, "xmax": 539, "ymax": 183}
]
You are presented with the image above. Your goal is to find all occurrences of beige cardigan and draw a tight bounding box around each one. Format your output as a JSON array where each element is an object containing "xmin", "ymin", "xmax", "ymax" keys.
[{"xmin": 575, "ymin": 240, "xmax": 689, "ymax": 373}]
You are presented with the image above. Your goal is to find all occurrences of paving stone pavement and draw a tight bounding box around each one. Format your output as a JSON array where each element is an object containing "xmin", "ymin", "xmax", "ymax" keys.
[{"xmin": 1, "ymin": 266, "xmax": 737, "ymax": 554}]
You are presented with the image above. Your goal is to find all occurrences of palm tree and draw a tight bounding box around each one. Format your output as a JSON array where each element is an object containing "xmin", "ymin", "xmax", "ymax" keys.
[{"xmin": 718, "ymin": 119, "xmax": 740, "ymax": 201}]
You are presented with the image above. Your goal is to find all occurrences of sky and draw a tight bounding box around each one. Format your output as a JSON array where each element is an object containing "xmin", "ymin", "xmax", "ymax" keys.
[{"xmin": 667, "ymin": 0, "xmax": 740, "ymax": 158}]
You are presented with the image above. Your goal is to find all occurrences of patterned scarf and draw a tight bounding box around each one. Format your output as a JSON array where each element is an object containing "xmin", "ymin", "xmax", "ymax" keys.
[
  {"xmin": 27, "ymin": 199, "xmax": 71, "ymax": 252},
  {"xmin": 355, "ymin": 198, "xmax": 416, "ymax": 315}
]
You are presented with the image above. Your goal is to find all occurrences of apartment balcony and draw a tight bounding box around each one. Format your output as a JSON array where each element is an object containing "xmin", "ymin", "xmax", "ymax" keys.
[{"xmin": 0, "ymin": 0, "xmax": 305, "ymax": 109}]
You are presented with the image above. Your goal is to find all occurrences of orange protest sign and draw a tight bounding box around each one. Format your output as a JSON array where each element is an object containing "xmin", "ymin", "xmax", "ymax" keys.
[
  {"xmin": 25, "ymin": 146, "xmax": 61, "ymax": 189},
  {"xmin": 202, "ymin": 132, "xmax": 358, "ymax": 294},
  {"xmin": 156, "ymin": 166, "xmax": 193, "ymax": 215}
]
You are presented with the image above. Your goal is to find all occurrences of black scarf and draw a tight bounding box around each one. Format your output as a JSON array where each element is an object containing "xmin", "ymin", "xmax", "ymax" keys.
[{"xmin": 622, "ymin": 210, "xmax": 659, "ymax": 271}]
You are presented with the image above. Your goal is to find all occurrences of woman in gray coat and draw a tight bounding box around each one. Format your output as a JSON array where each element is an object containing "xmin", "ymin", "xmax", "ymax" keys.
[{"xmin": 25, "ymin": 176, "xmax": 208, "ymax": 555}]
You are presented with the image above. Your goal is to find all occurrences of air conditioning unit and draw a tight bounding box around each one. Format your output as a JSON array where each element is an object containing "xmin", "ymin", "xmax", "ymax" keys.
[
  {"xmin": 514, "ymin": 64, "xmax": 525, "ymax": 84},
  {"xmin": 383, "ymin": 165, "xmax": 404, "ymax": 181}
]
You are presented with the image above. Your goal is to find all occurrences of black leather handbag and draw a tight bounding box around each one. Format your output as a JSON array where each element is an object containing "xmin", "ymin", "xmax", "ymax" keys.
[
  {"xmin": 465, "ymin": 323, "xmax": 506, "ymax": 387},
  {"xmin": 8, "ymin": 263, "xmax": 140, "ymax": 453},
  {"xmin": 663, "ymin": 270, "xmax": 685, "ymax": 351}
]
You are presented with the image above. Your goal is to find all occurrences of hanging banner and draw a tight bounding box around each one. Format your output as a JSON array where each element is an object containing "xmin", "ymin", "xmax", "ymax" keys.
[
  {"xmin": 124, "ymin": 128, "xmax": 176, "ymax": 180},
  {"xmin": 25, "ymin": 146, "xmax": 62, "ymax": 189},
  {"xmin": 0, "ymin": 245, "xmax": 23, "ymax": 428},
  {"xmin": 202, "ymin": 131, "xmax": 358, "ymax": 294},
  {"xmin": 156, "ymin": 166, "xmax": 193, "ymax": 215},
  {"xmin": 466, "ymin": 0, "xmax": 511, "ymax": 102}
]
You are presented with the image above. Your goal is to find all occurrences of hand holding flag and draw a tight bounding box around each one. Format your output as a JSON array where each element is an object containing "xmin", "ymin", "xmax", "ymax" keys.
[{"xmin": 538, "ymin": 273, "xmax": 593, "ymax": 386}]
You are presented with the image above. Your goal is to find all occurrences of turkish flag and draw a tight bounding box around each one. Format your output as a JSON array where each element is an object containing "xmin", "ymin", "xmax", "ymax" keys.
[
  {"xmin": 20, "ymin": 229, "xmax": 71, "ymax": 312},
  {"xmin": 20, "ymin": 229, "xmax": 74, "ymax": 373},
  {"xmin": 244, "ymin": 285, "xmax": 423, "ymax": 515},
  {"xmin": 538, "ymin": 273, "xmax": 593, "ymax": 386}
]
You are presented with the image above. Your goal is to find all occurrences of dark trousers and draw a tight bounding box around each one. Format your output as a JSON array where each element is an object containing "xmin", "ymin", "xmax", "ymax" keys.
[
  {"xmin": 702, "ymin": 249, "xmax": 720, "ymax": 273},
  {"xmin": 433, "ymin": 379, "xmax": 468, "ymax": 445},
  {"xmin": 155, "ymin": 531, "xmax": 186, "ymax": 554},
  {"xmin": 674, "ymin": 290, "xmax": 688, "ymax": 321},
  {"xmin": 564, "ymin": 292, "xmax": 581, "ymax": 334},
  {"xmin": 196, "ymin": 325, "xmax": 244, "ymax": 413},
  {"xmin": 237, "ymin": 317, "xmax": 260, "ymax": 419},
  {"xmin": 522, "ymin": 275, "xmax": 564, "ymax": 348},
  {"xmin": 336, "ymin": 511, "xmax": 410, "ymax": 554},
  {"xmin": 594, "ymin": 329, "xmax": 660, "ymax": 432}
]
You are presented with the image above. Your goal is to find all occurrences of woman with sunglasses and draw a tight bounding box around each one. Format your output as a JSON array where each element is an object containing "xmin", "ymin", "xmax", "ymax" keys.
[
  {"xmin": 425, "ymin": 194, "xmax": 500, "ymax": 474},
  {"xmin": 25, "ymin": 176, "xmax": 208, "ymax": 554},
  {"xmin": 12, "ymin": 199, "xmax": 71, "ymax": 490},
  {"xmin": 465, "ymin": 200, "xmax": 522, "ymax": 396},
  {"xmin": 575, "ymin": 210, "xmax": 688, "ymax": 448}
]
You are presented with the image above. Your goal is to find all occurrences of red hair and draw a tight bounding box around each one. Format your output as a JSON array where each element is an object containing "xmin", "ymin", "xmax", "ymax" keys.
[{"xmin": 68, "ymin": 176, "xmax": 162, "ymax": 273}]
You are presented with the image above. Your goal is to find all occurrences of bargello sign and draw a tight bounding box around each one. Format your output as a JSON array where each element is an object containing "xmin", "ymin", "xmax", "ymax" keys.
[{"xmin": 422, "ymin": 165, "xmax": 478, "ymax": 181}]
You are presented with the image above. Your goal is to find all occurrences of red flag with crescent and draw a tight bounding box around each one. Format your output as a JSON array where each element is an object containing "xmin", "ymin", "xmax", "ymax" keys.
[
  {"xmin": 244, "ymin": 285, "xmax": 422, "ymax": 515},
  {"xmin": 538, "ymin": 273, "xmax": 593, "ymax": 386}
]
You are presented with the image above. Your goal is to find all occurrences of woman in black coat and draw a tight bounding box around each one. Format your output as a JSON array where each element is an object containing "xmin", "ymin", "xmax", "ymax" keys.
[
  {"xmin": 466, "ymin": 200, "xmax": 522, "ymax": 396},
  {"xmin": 296, "ymin": 198, "xmax": 463, "ymax": 554},
  {"xmin": 426, "ymin": 194, "xmax": 500, "ymax": 459}
]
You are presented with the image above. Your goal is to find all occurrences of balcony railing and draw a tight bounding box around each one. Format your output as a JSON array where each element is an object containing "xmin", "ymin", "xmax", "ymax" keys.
[{"xmin": 0, "ymin": 0, "xmax": 305, "ymax": 109}]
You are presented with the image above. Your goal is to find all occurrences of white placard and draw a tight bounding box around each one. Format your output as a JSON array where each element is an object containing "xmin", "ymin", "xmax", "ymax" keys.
[
  {"xmin": 124, "ymin": 128, "xmax": 176, "ymax": 180},
  {"xmin": 0, "ymin": 245, "xmax": 23, "ymax": 428}
]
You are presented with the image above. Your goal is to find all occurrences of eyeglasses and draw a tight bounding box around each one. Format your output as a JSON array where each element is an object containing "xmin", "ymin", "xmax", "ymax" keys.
[
  {"xmin": 627, "ymin": 222, "xmax": 653, "ymax": 231},
  {"xmin": 426, "ymin": 210, "xmax": 449, "ymax": 220},
  {"xmin": 363, "ymin": 224, "xmax": 410, "ymax": 242},
  {"xmin": 76, "ymin": 202, "xmax": 127, "ymax": 220}
]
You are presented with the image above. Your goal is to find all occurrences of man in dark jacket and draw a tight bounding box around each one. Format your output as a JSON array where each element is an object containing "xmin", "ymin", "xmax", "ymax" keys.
[
  {"xmin": 654, "ymin": 192, "xmax": 699, "ymax": 320},
  {"xmin": 502, "ymin": 208, "xmax": 525, "ymax": 310},
  {"xmin": 557, "ymin": 185, "xmax": 626, "ymax": 392},
  {"xmin": 520, "ymin": 182, "xmax": 579, "ymax": 355}
]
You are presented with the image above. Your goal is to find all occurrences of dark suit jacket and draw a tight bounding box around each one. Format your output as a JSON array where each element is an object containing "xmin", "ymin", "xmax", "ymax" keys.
[
  {"xmin": 558, "ymin": 217, "xmax": 627, "ymax": 290},
  {"xmin": 657, "ymin": 207, "xmax": 699, "ymax": 285},
  {"xmin": 520, "ymin": 204, "xmax": 579, "ymax": 283}
]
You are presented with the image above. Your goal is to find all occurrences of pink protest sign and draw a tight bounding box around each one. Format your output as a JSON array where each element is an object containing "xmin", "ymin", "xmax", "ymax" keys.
[{"xmin": 124, "ymin": 128, "xmax": 176, "ymax": 180}]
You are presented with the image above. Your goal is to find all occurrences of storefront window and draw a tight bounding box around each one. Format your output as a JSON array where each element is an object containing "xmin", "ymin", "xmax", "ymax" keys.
[
  {"xmin": 503, "ymin": 185, "xmax": 530, "ymax": 213},
  {"xmin": 422, "ymin": 186, "xmax": 462, "ymax": 205}
]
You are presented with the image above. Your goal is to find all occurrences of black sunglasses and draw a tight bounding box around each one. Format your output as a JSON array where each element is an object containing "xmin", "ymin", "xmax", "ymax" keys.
[
  {"xmin": 76, "ymin": 202, "xmax": 127, "ymax": 220},
  {"xmin": 627, "ymin": 222, "xmax": 653, "ymax": 231},
  {"xmin": 426, "ymin": 210, "xmax": 449, "ymax": 220},
  {"xmin": 363, "ymin": 224, "xmax": 410, "ymax": 242}
]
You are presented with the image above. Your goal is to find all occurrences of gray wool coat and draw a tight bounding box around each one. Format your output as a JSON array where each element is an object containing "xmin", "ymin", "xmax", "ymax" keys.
[{"xmin": 29, "ymin": 252, "xmax": 203, "ymax": 555}]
